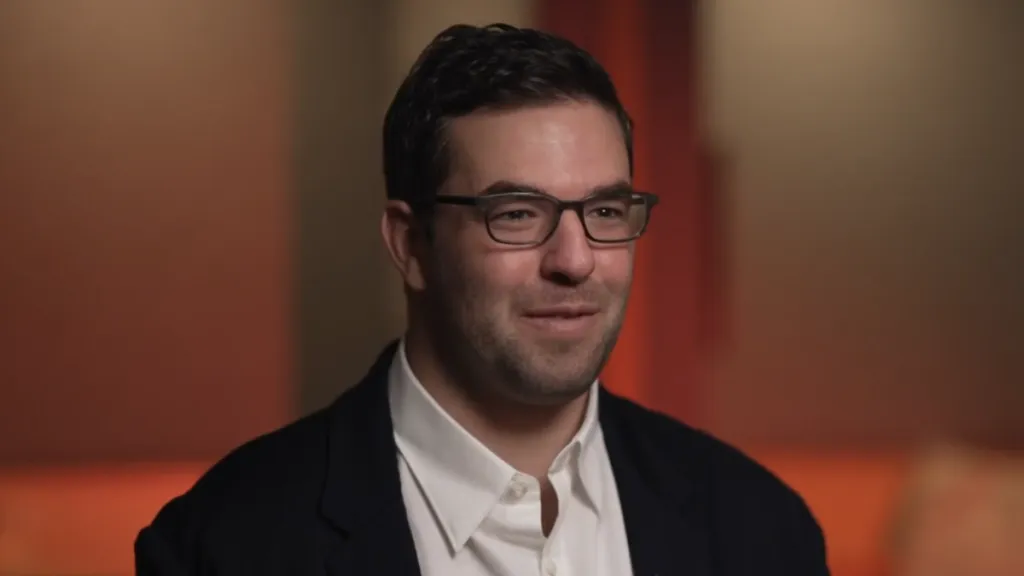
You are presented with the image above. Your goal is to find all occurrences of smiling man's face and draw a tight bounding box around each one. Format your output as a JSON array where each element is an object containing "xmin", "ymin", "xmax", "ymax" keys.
[{"xmin": 422, "ymin": 100, "xmax": 636, "ymax": 405}]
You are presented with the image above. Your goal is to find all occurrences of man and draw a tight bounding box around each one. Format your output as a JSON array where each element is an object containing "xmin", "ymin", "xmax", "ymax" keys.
[{"xmin": 136, "ymin": 23, "xmax": 829, "ymax": 576}]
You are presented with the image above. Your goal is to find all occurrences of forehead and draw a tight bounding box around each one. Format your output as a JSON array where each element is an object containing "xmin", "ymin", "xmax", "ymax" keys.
[{"xmin": 444, "ymin": 100, "xmax": 630, "ymax": 198}]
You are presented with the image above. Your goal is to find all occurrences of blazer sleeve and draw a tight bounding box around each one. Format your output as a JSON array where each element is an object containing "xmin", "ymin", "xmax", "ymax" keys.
[
  {"xmin": 135, "ymin": 524, "xmax": 191, "ymax": 576},
  {"xmin": 792, "ymin": 497, "xmax": 831, "ymax": 576},
  {"xmin": 134, "ymin": 495, "xmax": 196, "ymax": 576}
]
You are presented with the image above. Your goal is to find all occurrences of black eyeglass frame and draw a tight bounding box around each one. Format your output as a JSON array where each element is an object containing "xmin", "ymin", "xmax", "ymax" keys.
[{"xmin": 428, "ymin": 190, "xmax": 660, "ymax": 246}]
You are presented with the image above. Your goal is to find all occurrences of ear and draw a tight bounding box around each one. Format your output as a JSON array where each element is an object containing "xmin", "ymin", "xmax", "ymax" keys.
[{"xmin": 381, "ymin": 200, "xmax": 426, "ymax": 291}]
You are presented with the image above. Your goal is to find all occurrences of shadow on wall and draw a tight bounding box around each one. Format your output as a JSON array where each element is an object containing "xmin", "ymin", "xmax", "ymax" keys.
[
  {"xmin": 292, "ymin": 0, "xmax": 537, "ymax": 414},
  {"xmin": 293, "ymin": 0, "xmax": 404, "ymax": 415}
]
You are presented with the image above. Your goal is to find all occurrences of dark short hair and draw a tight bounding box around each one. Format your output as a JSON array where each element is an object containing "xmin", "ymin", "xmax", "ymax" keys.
[{"xmin": 382, "ymin": 23, "xmax": 633, "ymax": 207}]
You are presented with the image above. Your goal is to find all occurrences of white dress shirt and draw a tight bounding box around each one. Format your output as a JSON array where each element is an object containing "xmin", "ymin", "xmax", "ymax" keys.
[{"xmin": 388, "ymin": 341, "xmax": 635, "ymax": 576}]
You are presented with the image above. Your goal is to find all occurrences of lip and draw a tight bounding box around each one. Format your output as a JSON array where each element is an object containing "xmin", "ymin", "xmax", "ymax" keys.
[
  {"xmin": 520, "ymin": 306, "xmax": 600, "ymax": 337},
  {"xmin": 521, "ymin": 305, "xmax": 600, "ymax": 318}
]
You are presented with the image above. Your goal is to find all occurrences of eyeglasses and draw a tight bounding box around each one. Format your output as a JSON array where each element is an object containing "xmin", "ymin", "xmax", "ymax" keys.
[{"xmin": 431, "ymin": 190, "xmax": 659, "ymax": 246}]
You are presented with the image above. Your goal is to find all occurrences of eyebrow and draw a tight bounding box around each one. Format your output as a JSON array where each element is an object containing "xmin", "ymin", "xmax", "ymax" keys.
[{"xmin": 477, "ymin": 179, "xmax": 635, "ymax": 199}]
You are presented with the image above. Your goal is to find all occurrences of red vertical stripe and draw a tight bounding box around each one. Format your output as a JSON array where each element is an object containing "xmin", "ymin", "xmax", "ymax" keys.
[
  {"xmin": 646, "ymin": 0, "xmax": 705, "ymax": 423},
  {"xmin": 593, "ymin": 0, "xmax": 655, "ymax": 405},
  {"xmin": 538, "ymin": 0, "xmax": 706, "ymax": 414}
]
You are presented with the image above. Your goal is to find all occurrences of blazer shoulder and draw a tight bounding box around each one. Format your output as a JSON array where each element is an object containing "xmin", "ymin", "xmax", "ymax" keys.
[
  {"xmin": 193, "ymin": 403, "xmax": 332, "ymax": 501},
  {"xmin": 603, "ymin": 393, "xmax": 827, "ymax": 554},
  {"xmin": 605, "ymin": 393, "xmax": 830, "ymax": 571},
  {"xmin": 136, "ymin": 345, "xmax": 399, "ymax": 574},
  {"xmin": 136, "ymin": 405, "xmax": 333, "ymax": 572}
]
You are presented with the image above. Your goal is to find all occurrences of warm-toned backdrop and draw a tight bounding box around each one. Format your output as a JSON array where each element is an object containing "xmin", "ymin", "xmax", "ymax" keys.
[{"xmin": 1, "ymin": 0, "xmax": 1021, "ymax": 574}]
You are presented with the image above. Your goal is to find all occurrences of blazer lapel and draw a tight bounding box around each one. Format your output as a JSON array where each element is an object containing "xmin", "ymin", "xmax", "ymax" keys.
[
  {"xmin": 600, "ymin": 388, "xmax": 713, "ymax": 576},
  {"xmin": 319, "ymin": 342, "xmax": 423, "ymax": 576}
]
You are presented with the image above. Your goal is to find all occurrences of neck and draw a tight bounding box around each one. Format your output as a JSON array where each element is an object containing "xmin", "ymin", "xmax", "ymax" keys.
[{"xmin": 403, "ymin": 327, "xmax": 590, "ymax": 479}]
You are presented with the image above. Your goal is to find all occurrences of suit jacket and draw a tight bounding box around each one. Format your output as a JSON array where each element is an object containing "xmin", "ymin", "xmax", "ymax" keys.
[{"xmin": 135, "ymin": 342, "xmax": 830, "ymax": 576}]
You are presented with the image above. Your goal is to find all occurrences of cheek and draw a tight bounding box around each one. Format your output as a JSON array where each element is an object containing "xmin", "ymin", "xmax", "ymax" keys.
[
  {"xmin": 435, "ymin": 229, "xmax": 537, "ymax": 308},
  {"xmin": 594, "ymin": 247, "xmax": 634, "ymax": 288},
  {"xmin": 478, "ymin": 250, "xmax": 539, "ymax": 298}
]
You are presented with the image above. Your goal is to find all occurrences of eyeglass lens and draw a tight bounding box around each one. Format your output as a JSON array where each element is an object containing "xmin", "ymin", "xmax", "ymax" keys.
[{"xmin": 482, "ymin": 195, "xmax": 648, "ymax": 244}]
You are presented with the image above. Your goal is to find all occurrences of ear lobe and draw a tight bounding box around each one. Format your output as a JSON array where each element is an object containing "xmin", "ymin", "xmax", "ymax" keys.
[{"xmin": 380, "ymin": 200, "xmax": 426, "ymax": 291}]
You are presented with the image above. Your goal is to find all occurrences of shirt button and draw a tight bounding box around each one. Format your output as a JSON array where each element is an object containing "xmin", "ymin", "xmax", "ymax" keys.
[{"xmin": 505, "ymin": 479, "xmax": 528, "ymax": 501}]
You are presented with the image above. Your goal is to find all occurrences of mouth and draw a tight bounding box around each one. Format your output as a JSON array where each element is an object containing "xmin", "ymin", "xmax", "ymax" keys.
[{"xmin": 520, "ymin": 305, "xmax": 600, "ymax": 336}]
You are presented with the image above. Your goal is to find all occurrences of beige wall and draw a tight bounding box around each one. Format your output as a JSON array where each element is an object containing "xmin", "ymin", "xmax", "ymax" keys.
[
  {"xmin": 293, "ymin": 0, "xmax": 395, "ymax": 414},
  {"xmin": 703, "ymin": 0, "xmax": 1024, "ymax": 446},
  {"xmin": 381, "ymin": 0, "xmax": 536, "ymax": 325}
]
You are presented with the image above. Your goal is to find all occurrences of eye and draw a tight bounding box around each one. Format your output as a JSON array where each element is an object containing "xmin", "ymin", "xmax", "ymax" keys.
[
  {"xmin": 486, "ymin": 197, "xmax": 549, "ymax": 223},
  {"xmin": 491, "ymin": 208, "xmax": 538, "ymax": 221},
  {"xmin": 587, "ymin": 198, "xmax": 630, "ymax": 219},
  {"xmin": 591, "ymin": 206, "xmax": 624, "ymax": 218}
]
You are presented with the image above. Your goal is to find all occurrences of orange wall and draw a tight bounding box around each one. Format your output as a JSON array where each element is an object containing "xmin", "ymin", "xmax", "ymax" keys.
[
  {"xmin": 0, "ymin": 2, "xmax": 294, "ymax": 463},
  {"xmin": 0, "ymin": 464, "xmax": 206, "ymax": 574}
]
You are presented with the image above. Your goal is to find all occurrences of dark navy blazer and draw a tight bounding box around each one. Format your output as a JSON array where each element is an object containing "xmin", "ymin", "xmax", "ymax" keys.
[{"xmin": 135, "ymin": 342, "xmax": 829, "ymax": 576}]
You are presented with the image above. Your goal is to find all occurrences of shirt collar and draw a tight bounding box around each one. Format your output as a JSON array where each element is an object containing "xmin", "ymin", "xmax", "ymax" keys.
[{"xmin": 387, "ymin": 339, "xmax": 604, "ymax": 552}]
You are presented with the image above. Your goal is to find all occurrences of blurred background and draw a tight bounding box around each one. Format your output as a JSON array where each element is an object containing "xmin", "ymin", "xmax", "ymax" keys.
[{"xmin": 1, "ymin": 0, "xmax": 1021, "ymax": 574}]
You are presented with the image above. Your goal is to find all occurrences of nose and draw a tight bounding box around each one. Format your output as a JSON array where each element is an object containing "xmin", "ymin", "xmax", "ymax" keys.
[{"xmin": 539, "ymin": 210, "xmax": 595, "ymax": 285}]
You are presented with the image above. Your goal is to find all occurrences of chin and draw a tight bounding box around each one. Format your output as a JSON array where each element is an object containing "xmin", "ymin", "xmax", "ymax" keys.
[
  {"xmin": 522, "ymin": 363, "xmax": 600, "ymax": 400},
  {"xmin": 485, "ymin": 329, "xmax": 612, "ymax": 402},
  {"xmin": 510, "ymin": 381, "xmax": 593, "ymax": 407}
]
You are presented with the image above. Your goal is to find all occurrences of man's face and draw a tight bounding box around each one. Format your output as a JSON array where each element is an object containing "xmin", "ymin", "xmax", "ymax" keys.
[{"xmin": 423, "ymin": 100, "xmax": 635, "ymax": 405}]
